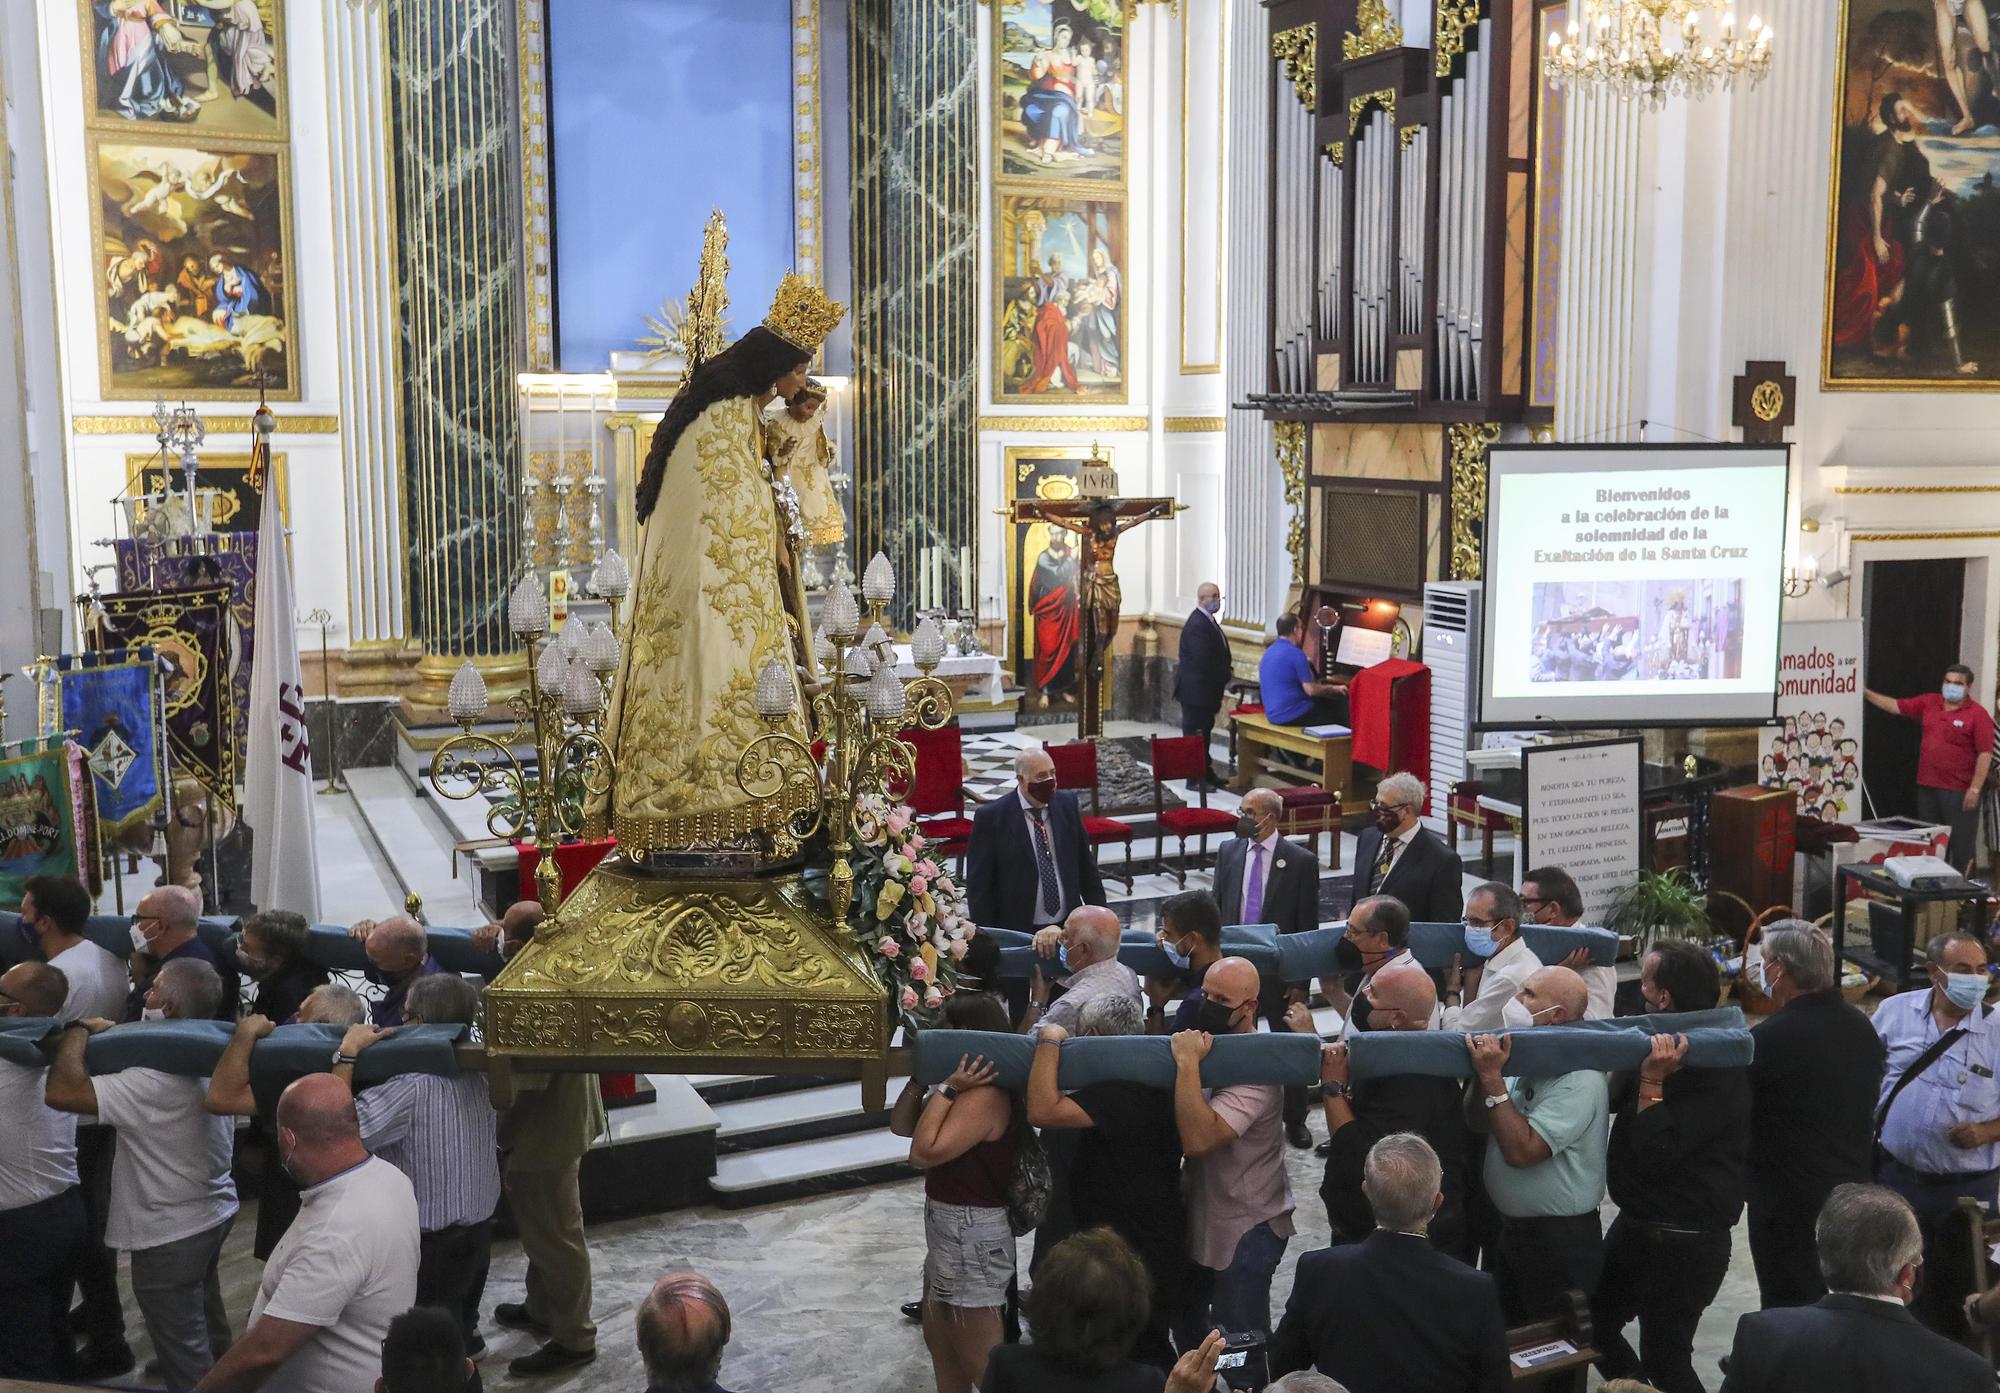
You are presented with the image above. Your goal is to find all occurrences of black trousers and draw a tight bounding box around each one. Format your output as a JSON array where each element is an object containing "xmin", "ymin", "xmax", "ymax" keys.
[
  {"xmin": 1915, "ymin": 784, "xmax": 1981, "ymax": 873},
  {"xmin": 1593, "ymin": 1217, "xmax": 1732, "ymax": 1393},
  {"xmin": 1875, "ymin": 1157, "xmax": 1995, "ymax": 1337},
  {"xmin": 1747, "ymin": 1198, "xmax": 1824, "ymax": 1309},
  {"xmin": 1181, "ymin": 705, "xmax": 1220, "ymax": 771},
  {"xmin": 0, "ymin": 1187, "xmax": 85, "ymax": 1380},
  {"xmin": 1256, "ymin": 978, "xmax": 1309, "ymax": 1128},
  {"xmin": 419, "ymin": 1220, "xmax": 494, "ymax": 1340},
  {"xmin": 69, "ymin": 1123, "xmax": 124, "ymax": 1349},
  {"xmin": 1495, "ymin": 1211, "xmax": 1603, "ymax": 1325}
]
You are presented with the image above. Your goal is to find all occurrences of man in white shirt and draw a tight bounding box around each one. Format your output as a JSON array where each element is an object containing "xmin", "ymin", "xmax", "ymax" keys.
[
  {"xmin": 1443, "ymin": 882, "xmax": 1546, "ymax": 1031},
  {"xmin": 0, "ymin": 962, "xmax": 83, "ymax": 1380},
  {"xmin": 1519, "ymin": 865, "xmax": 1617, "ymax": 1020},
  {"xmin": 195, "ymin": 1073, "xmax": 419, "ymax": 1393},
  {"xmin": 44, "ymin": 958, "xmax": 239, "ymax": 1391},
  {"xmin": 17, "ymin": 874, "xmax": 131, "ymax": 1376},
  {"xmin": 1026, "ymin": 905, "xmax": 1140, "ymax": 1033}
]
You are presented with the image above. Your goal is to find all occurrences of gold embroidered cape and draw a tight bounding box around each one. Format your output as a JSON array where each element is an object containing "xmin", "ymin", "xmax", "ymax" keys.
[{"xmin": 598, "ymin": 396, "xmax": 810, "ymax": 849}]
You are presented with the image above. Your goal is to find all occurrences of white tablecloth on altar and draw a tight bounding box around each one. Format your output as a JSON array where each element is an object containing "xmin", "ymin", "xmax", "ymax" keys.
[{"xmin": 890, "ymin": 644, "xmax": 1004, "ymax": 703}]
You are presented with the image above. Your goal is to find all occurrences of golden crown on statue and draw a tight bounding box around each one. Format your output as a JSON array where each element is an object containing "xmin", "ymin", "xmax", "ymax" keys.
[{"xmin": 764, "ymin": 273, "xmax": 847, "ymax": 353}]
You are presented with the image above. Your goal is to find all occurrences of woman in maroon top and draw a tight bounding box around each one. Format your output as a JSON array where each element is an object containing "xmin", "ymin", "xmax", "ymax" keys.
[
  {"xmin": 891, "ymin": 991, "xmax": 1022, "ymax": 1393},
  {"xmin": 1867, "ymin": 661, "xmax": 1998, "ymax": 872}
]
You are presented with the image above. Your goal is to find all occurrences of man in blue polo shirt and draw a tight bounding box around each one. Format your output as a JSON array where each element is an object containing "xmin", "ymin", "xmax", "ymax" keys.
[{"xmin": 1258, "ymin": 613, "xmax": 1349, "ymax": 727}]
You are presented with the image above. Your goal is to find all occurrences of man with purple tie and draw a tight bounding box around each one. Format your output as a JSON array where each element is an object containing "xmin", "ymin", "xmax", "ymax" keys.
[{"xmin": 1210, "ymin": 788, "xmax": 1322, "ymax": 1149}]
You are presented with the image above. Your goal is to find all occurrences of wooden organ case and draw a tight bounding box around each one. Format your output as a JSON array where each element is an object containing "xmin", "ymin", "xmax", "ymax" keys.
[{"xmin": 1254, "ymin": 0, "xmax": 1562, "ymax": 611}]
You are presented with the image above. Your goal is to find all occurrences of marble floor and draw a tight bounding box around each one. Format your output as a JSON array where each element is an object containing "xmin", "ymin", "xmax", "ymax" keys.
[{"xmin": 92, "ymin": 1109, "xmax": 1758, "ymax": 1393}]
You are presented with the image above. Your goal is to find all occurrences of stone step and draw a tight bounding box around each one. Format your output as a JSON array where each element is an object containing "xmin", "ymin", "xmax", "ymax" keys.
[
  {"xmin": 343, "ymin": 766, "xmax": 487, "ymax": 925},
  {"xmin": 710, "ymin": 1081, "xmax": 891, "ymax": 1153},
  {"xmin": 709, "ymin": 1126, "xmax": 916, "ymax": 1208}
]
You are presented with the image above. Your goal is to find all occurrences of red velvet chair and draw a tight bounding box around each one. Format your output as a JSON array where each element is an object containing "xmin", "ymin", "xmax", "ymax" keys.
[
  {"xmin": 897, "ymin": 724, "xmax": 974, "ymax": 870},
  {"xmin": 1045, "ymin": 740, "xmax": 1134, "ymax": 891},
  {"xmin": 1150, "ymin": 734, "xmax": 1239, "ymax": 887}
]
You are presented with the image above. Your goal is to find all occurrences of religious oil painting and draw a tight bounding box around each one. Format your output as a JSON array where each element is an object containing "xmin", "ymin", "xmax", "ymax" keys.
[
  {"xmin": 995, "ymin": 0, "xmax": 1126, "ymax": 182},
  {"xmin": 995, "ymin": 192, "xmax": 1126, "ymax": 402},
  {"xmin": 1824, "ymin": 0, "xmax": 2000, "ymax": 389},
  {"xmin": 124, "ymin": 451, "xmax": 288, "ymax": 533},
  {"xmin": 92, "ymin": 139, "xmax": 297, "ymax": 400},
  {"xmin": 1005, "ymin": 447, "xmax": 1098, "ymax": 714},
  {"xmin": 81, "ymin": 0, "xmax": 285, "ymax": 141}
]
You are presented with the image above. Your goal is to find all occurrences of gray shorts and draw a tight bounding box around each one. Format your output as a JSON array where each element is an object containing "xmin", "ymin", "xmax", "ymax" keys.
[{"xmin": 923, "ymin": 1200, "xmax": 1015, "ymax": 1310}]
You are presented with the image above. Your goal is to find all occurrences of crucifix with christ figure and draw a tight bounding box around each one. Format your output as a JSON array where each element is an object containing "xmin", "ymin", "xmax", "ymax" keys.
[{"xmin": 1006, "ymin": 447, "xmax": 1182, "ymax": 739}]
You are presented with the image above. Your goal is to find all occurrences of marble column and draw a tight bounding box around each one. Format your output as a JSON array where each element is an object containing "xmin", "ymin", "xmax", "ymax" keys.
[
  {"xmin": 386, "ymin": 0, "xmax": 523, "ymax": 682},
  {"xmin": 848, "ymin": 0, "xmax": 977, "ymax": 630},
  {"xmin": 326, "ymin": 0, "xmax": 413, "ymax": 687},
  {"xmin": 1222, "ymin": 0, "xmax": 1282, "ymax": 627}
]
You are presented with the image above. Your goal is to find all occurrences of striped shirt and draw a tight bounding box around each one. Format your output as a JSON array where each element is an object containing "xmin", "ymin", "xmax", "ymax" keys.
[{"xmin": 354, "ymin": 1073, "xmax": 500, "ymax": 1231}]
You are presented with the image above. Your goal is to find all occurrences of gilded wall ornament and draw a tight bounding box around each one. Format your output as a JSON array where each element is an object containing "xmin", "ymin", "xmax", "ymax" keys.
[
  {"xmin": 1273, "ymin": 24, "xmax": 1318, "ymax": 113},
  {"xmin": 1274, "ymin": 421, "xmax": 1308, "ymax": 587},
  {"xmin": 1350, "ymin": 89, "xmax": 1397, "ymax": 136},
  {"xmin": 1448, "ymin": 422, "xmax": 1502, "ymax": 580},
  {"xmin": 1435, "ymin": 0, "xmax": 1483, "ymax": 78},
  {"xmin": 1344, "ymin": 0, "xmax": 1404, "ymax": 59}
]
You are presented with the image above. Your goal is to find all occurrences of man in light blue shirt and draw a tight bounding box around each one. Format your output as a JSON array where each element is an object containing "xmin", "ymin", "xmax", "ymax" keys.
[
  {"xmin": 1257, "ymin": 613, "xmax": 1348, "ymax": 728},
  {"xmin": 1466, "ymin": 965, "xmax": 1609, "ymax": 1323},
  {"xmin": 1872, "ymin": 930, "xmax": 2000, "ymax": 1332}
]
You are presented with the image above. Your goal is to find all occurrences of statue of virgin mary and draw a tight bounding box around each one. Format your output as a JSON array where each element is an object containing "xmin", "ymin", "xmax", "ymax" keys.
[{"xmin": 597, "ymin": 274, "xmax": 846, "ymax": 856}]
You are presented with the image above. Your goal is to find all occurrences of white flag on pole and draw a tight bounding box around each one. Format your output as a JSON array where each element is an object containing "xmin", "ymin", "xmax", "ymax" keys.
[{"xmin": 245, "ymin": 494, "xmax": 320, "ymax": 918}]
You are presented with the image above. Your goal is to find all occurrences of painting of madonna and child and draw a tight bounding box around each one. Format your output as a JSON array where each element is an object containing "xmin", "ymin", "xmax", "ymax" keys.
[
  {"xmin": 94, "ymin": 141, "xmax": 296, "ymax": 399},
  {"xmin": 995, "ymin": 0, "xmax": 1125, "ymax": 181},
  {"xmin": 1826, "ymin": 0, "xmax": 2000, "ymax": 387}
]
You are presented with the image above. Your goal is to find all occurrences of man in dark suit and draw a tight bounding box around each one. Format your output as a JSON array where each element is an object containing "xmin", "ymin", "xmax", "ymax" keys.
[
  {"xmin": 1271, "ymin": 1133, "xmax": 1510, "ymax": 1393},
  {"xmin": 1351, "ymin": 771, "xmax": 1463, "ymax": 924},
  {"xmin": 1316, "ymin": 964, "xmax": 1471, "ymax": 1257},
  {"xmin": 965, "ymin": 746, "xmax": 1107, "ymax": 936},
  {"xmin": 1745, "ymin": 920, "xmax": 1885, "ymax": 1310},
  {"xmin": 1212, "ymin": 787, "xmax": 1321, "ymax": 1148},
  {"xmin": 1175, "ymin": 582, "xmax": 1231, "ymax": 785},
  {"xmin": 1718, "ymin": 1183, "xmax": 1990, "ymax": 1393}
]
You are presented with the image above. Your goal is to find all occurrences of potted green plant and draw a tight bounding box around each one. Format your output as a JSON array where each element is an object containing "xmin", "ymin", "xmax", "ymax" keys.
[{"xmin": 1603, "ymin": 867, "xmax": 1712, "ymax": 953}]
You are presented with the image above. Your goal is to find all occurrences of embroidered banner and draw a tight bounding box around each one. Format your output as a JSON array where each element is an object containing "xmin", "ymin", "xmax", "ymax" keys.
[
  {"xmin": 112, "ymin": 534, "xmax": 258, "ymax": 761},
  {"xmin": 0, "ymin": 737, "xmax": 96, "ymax": 909},
  {"xmin": 91, "ymin": 586, "xmax": 236, "ymax": 801},
  {"xmin": 54, "ymin": 648, "xmax": 166, "ymax": 839}
]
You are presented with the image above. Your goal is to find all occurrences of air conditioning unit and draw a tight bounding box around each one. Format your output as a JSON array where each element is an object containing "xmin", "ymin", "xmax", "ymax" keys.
[{"xmin": 1422, "ymin": 581, "xmax": 1481, "ymax": 834}]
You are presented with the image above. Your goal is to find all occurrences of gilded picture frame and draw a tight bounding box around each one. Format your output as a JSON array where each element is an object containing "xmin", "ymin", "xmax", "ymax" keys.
[
  {"xmin": 80, "ymin": 0, "xmax": 287, "ymax": 142},
  {"xmin": 993, "ymin": 0, "xmax": 1127, "ymax": 185},
  {"xmin": 1002, "ymin": 444, "xmax": 1099, "ymax": 714},
  {"xmin": 1821, "ymin": 0, "xmax": 2000, "ymax": 390},
  {"xmin": 994, "ymin": 186, "xmax": 1128, "ymax": 404},
  {"xmin": 90, "ymin": 134, "xmax": 300, "ymax": 401},
  {"xmin": 122, "ymin": 450, "xmax": 289, "ymax": 532}
]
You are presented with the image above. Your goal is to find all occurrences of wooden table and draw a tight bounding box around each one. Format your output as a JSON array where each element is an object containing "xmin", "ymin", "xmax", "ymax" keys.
[{"xmin": 1229, "ymin": 710, "xmax": 1366, "ymax": 816}]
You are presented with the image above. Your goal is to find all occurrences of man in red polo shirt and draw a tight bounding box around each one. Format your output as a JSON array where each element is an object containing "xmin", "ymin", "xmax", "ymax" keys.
[{"xmin": 1867, "ymin": 661, "xmax": 1996, "ymax": 872}]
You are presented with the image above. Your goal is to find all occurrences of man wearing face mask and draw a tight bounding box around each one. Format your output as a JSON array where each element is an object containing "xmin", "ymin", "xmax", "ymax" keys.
[
  {"xmin": 1593, "ymin": 942, "xmax": 1750, "ymax": 1393},
  {"xmin": 1213, "ymin": 787, "xmax": 1321, "ymax": 1147},
  {"xmin": 1744, "ymin": 920, "xmax": 1884, "ymax": 1311},
  {"xmin": 0, "ymin": 962, "xmax": 84, "ymax": 1381},
  {"xmin": 1158, "ymin": 889, "xmax": 1226, "ymax": 1030},
  {"xmin": 17, "ymin": 875, "xmax": 126, "ymax": 1024},
  {"xmin": 966, "ymin": 749, "xmax": 1107, "ymax": 1019},
  {"xmin": 1324, "ymin": 895, "xmax": 1439, "ymax": 1040},
  {"xmin": 347, "ymin": 916, "xmax": 442, "ymax": 1028},
  {"xmin": 234, "ymin": 910, "xmax": 328, "ymax": 1029},
  {"xmin": 1351, "ymin": 772, "xmax": 1463, "ymax": 925},
  {"xmin": 1175, "ymin": 582, "xmax": 1232, "ymax": 787},
  {"xmin": 1866, "ymin": 663, "xmax": 1995, "ymax": 873},
  {"xmin": 1441, "ymin": 883, "xmax": 1545, "ymax": 1033},
  {"xmin": 1717, "ymin": 1183, "xmax": 1991, "ymax": 1393},
  {"xmin": 1172, "ymin": 957, "xmax": 1296, "ymax": 1345},
  {"xmin": 45, "ymin": 959, "xmax": 239, "ymax": 1392},
  {"xmin": 1315, "ymin": 964, "xmax": 1472, "ymax": 1256},
  {"xmin": 124, "ymin": 885, "xmax": 236, "ymax": 1023},
  {"xmin": 1024, "ymin": 905, "xmax": 1138, "ymax": 1035},
  {"xmin": 1868, "ymin": 931, "xmax": 2000, "ymax": 1334},
  {"xmin": 1518, "ymin": 866, "xmax": 1616, "ymax": 1020},
  {"xmin": 1465, "ymin": 966, "xmax": 1609, "ymax": 1323}
]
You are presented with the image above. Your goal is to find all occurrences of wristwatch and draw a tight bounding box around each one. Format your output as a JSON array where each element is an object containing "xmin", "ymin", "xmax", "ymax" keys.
[
  {"xmin": 1323, "ymin": 1080, "xmax": 1349, "ymax": 1099},
  {"xmin": 938, "ymin": 1083, "xmax": 960, "ymax": 1101},
  {"xmin": 332, "ymin": 1049, "xmax": 359, "ymax": 1068},
  {"xmin": 1483, "ymin": 1091, "xmax": 1511, "ymax": 1110}
]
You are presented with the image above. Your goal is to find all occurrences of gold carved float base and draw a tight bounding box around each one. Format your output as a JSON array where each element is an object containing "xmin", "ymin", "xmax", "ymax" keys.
[{"xmin": 483, "ymin": 857, "xmax": 888, "ymax": 1068}]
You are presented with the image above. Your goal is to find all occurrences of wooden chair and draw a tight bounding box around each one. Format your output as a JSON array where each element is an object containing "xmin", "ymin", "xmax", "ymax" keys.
[
  {"xmin": 1150, "ymin": 734, "xmax": 1238, "ymax": 887},
  {"xmin": 1045, "ymin": 739, "xmax": 1134, "ymax": 891},
  {"xmin": 896, "ymin": 724, "xmax": 974, "ymax": 872},
  {"xmin": 1506, "ymin": 1289, "xmax": 1598, "ymax": 1390}
]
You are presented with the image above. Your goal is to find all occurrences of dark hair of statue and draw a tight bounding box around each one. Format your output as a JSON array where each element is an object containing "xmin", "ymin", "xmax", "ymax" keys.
[{"xmin": 634, "ymin": 326, "xmax": 810, "ymax": 524}]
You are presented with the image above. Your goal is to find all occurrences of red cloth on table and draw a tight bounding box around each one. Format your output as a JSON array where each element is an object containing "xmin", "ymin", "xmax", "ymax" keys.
[
  {"xmin": 1348, "ymin": 659, "xmax": 1430, "ymax": 777},
  {"xmin": 515, "ymin": 837, "xmax": 618, "ymax": 903}
]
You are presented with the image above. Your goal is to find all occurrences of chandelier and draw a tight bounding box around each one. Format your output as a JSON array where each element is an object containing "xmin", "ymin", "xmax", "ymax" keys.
[{"xmin": 1544, "ymin": 1, "xmax": 1773, "ymax": 108}]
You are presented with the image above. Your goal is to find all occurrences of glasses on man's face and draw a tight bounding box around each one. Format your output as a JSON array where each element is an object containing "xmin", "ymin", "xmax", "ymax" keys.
[{"xmin": 1369, "ymin": 801, "xmax": 1409, "ymax": 816}]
